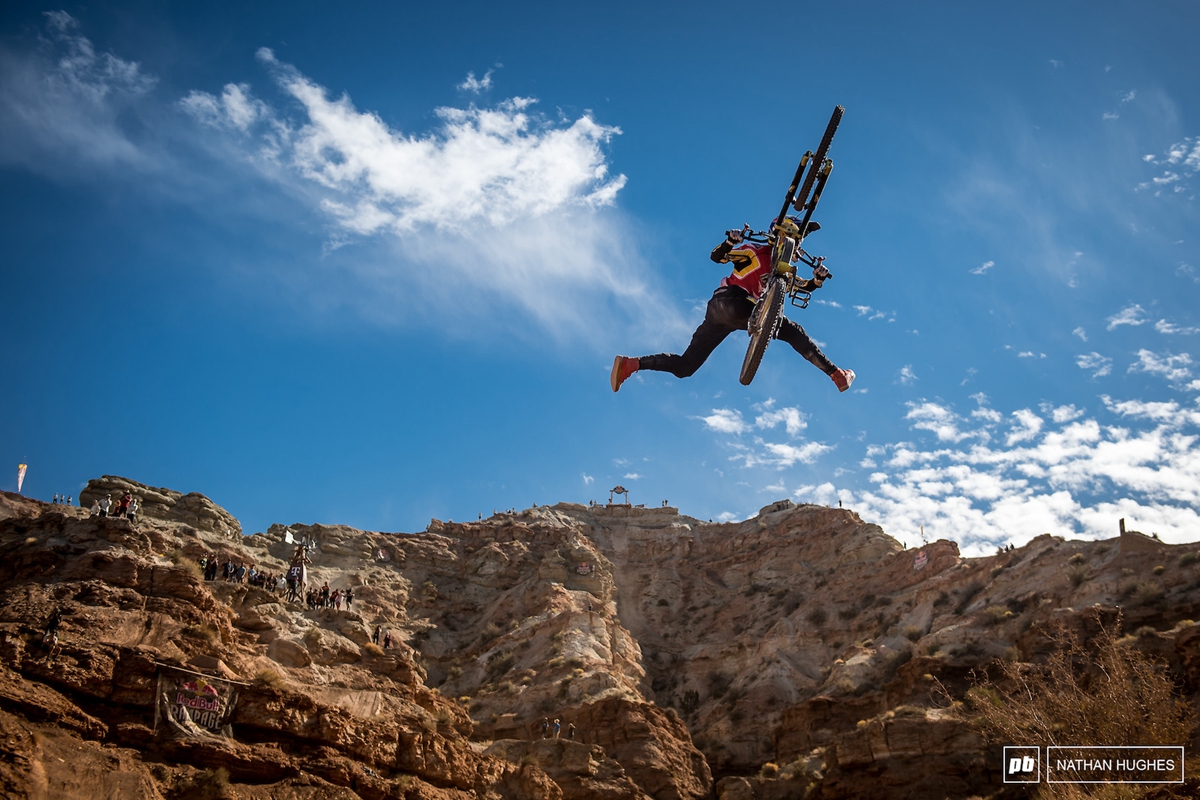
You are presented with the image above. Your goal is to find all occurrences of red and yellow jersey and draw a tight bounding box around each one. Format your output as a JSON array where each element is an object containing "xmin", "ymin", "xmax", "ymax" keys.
[
  {"xmin": 715, "ymin": 241, "xmax": 773, "ymax": 300},
  {"xmin": 709, "ymin": 235, "xmax": 824, "ymax": 301}
]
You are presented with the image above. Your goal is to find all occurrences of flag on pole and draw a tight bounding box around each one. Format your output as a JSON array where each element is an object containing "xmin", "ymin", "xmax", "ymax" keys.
[{"xmin": 17, "ymin": 464, "xmax": 27, "ymax": 494}]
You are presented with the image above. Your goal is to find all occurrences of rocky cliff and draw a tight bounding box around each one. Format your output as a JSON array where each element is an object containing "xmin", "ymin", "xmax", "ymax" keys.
[{"xmin": 2, "ymin": 478, "xmax": 1199, "ymax": 799}]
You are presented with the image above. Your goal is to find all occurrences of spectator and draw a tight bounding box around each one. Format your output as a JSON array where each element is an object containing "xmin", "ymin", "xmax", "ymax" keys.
[
  {"xmin": 127, "ymin": 497, "xmax": 139, "ymax": 523},
  {"xmin": 383, "ymin": 631, "xmax": 393, "ymax": 650},
  {"xmin": 553, "ymin": 719, "xmax": 561, "ymax": 739},
  {"xmin": 372, "ymin": 626, "xmax": 381, "ymax": 645},
  {"xmin": 99, "ymin": 493, "xmax": 112, "ymax": 518},
  {"xmin": 89, "ymin": 500, "xmax": 100, "ymax": 517},
  {"xmin": 345, "ymin": 588, "xmax": 354, "ymax": 609},
  {"xmin": 568, "ymin": 722, "xmax": 575, "ymax": 740}
]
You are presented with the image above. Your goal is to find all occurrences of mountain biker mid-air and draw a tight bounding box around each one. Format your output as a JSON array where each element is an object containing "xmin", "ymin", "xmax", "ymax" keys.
[{"xmin": 611, "ymin": 216, "xmax": 855, "ymax": 393}]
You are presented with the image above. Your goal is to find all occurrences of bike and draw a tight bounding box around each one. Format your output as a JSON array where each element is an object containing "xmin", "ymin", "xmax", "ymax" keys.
[{"xmin": 738, "ymin": 105, "xmax": 844, "ymax": 386}]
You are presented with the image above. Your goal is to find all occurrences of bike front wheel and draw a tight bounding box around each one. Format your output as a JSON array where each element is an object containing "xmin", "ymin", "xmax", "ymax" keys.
[{"xmin": 740, "ymin": 280, "xmax": 785, "ymax": 386}]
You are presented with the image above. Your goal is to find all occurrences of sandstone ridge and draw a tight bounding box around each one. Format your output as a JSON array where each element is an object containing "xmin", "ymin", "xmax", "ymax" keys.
[{"xmin": 2, "ymin": 478, "xmax": 1200, "ymax": 799}]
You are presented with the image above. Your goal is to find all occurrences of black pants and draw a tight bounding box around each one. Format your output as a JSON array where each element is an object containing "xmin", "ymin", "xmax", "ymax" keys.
[{"xmin": 640, "ymin": 285, "xmax": 835, "ymax": 378}]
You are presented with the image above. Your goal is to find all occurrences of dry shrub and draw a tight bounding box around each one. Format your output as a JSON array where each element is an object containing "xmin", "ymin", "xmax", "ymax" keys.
[
  {"xmin": 254, "ymin": 669, "xmax": 286, "ymax": 688},
  {"xmin": 984, "ymin": 605, "xmax": 1013, "ymax": 625},
  {"xmin": 806, "ymin": 607, "xmax": 827, "ymax": 627},
  {"xmin": 902, "ymin": 625, "xmax": 924, "ymax": 642},
  {"xmin": 1132, "ymin": 580, "xmax": 1165, "ymax": 607},
  {"xmin": 1067, "ymin": 565, "xmax": 1088, "ymax": 588},
  {"xmin": 1068, "ymin": 553, "xmax": 1086, "ymax": 565},
  {"xmin": 758, "ymin": 761, "xmax": 779, "ymax": 778},
  {"xmin": 961, "ymin": 619, "xmax": 1194, "ymax": 783},
  {"xmin": 362, "ymin": 642, "xmax": 384, "ymax": 657},
  {"xmin": 182, "ymin": 622, "xmax": 220, "ymax": 645},
  {"xmin": 1178, "ymin": 551, "xmax": 1200, "ymax": 568}
]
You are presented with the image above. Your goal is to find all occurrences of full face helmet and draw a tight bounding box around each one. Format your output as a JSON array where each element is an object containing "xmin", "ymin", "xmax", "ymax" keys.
[{"xmin": 774, "ymin": 216, "xmax": 802, "ymax": 239}]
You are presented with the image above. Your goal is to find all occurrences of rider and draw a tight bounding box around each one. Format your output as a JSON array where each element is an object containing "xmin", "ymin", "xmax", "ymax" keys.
[{"xmin": 611, "ymin": 217, "xmax": 855, "ymax": 392}]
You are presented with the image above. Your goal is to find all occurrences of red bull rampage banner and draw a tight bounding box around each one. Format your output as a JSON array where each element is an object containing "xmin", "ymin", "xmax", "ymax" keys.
[{"xmin": 154, "ymin": 668, "xmax": 239, "ymax": 735}]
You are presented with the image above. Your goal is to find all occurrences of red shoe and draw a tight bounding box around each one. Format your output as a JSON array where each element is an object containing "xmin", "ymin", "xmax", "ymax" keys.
[
  {"xmin": 831, "ymin": 368, "xmax": 855, "ymax": 393},
  {"xmin": 611, "ymin": 356, "xmax": 639, "ymax": 392}
]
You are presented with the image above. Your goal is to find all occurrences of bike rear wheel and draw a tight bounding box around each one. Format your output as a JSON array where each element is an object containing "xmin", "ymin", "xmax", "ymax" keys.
[{"xmin": 740, "ymin": 279, "xmax": 785, "ymax": 386}]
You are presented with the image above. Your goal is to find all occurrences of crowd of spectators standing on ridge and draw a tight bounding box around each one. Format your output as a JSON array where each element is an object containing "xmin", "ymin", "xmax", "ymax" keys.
[
  {"xmin": 87, "ymin": 492, "xmax": 139, "ymax": 522},
  {"xmin": 198, "ymin": 554, "xmax": 284, "ymax": 593},
  {"xmin": 194, "ymin": 554, "xmax": 353, "ymax": 612}
]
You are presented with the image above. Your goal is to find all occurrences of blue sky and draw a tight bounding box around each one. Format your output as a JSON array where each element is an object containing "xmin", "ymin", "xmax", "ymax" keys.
[{"xmin": 2, "ymin": 1, "xmax": 1198, "ymax": 555}]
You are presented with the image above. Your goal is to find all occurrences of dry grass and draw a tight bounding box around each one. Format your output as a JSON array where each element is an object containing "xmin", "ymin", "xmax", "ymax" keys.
[
  {"xmin": 362, "ymin": 642, "xmax": 384, "ymax": 657},
  {"xmin": 958, "ymin": 618, "xmax": 1194, "ymax": 798}
]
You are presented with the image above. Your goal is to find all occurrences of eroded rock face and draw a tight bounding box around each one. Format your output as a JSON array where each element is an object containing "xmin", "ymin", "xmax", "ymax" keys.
[
  {"xmin": 4, "ymin": 487, "xmax": 1200, "ymax": 799},
  {"xmin": 79, "ymin": 475, "xmax": 242, "ymax": 537}
]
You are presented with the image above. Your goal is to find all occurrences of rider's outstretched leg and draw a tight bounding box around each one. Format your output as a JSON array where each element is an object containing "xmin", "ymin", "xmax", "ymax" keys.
[
  {"xmin": 775, "ymin": 317, "xmax": 854, "ymax": 391},
  {"xmin": 612, "ymin": 287, "xmax": 751, "ymax": 390}
]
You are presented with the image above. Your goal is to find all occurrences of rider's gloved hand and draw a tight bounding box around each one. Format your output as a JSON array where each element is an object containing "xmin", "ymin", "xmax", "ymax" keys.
[
  {"xmin": 813, "ymin": 264, "xmax": 831, "ymax": 281},
  {"xmin": 725, "ymin": 228, "xmax": 744, "ymax": 246}
]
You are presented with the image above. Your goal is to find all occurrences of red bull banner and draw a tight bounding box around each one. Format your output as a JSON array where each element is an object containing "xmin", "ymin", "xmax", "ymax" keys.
[
  {"xmin": 154, "ymin": 667, "xmax": 240, "ymax": 736},
  {"xmin": 17, "ymin": 464, "xmax": 26, "ymax": 494}
]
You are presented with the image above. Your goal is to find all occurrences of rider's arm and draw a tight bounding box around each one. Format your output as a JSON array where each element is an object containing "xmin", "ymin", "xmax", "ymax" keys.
[{"xmin": 710, "ymin": 239, "xmax": 735, "ymax": 264}]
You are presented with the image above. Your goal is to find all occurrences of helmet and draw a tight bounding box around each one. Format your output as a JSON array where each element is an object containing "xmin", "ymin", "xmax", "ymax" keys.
[{"xmin": 774, "ymin": 216, "xmax": 801, "ymax": 238}]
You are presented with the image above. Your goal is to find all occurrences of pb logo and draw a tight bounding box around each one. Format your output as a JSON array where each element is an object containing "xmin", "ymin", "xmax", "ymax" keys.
[{"xmin": 1003, "ymin": 746, "xmax": 1040, "ymax": 783}]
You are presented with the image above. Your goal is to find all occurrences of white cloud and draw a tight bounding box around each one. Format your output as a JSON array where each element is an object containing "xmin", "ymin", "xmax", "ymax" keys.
[
  {"xmin": 1006, "ymin": 408, "xmax": 1044, "ymax": 446},
  {"xmin": 1017, "ymin": 351, "xmax": 1046, "ymax": 359},
  {"xmin": 1046, "ymin": 403, "xmax": 1085, "ymax": 423},
  {"xmin": 180, "ymin": 83, "xmax": 268, "ymax": 132},
  {"xmin": 897, "ymin": 365, "xmax": 917, "ymax": 385},
  {"xmin": 841, "ymin": 394, "xmax": 1200, "ymax": 556},
  {"xmin": 698, "ymin": 408, "xmax": 748, "ymax": 435},
  {"xmin": 906, "ymin": 401, "xmax": 976, "ymax": 443},
  {"xmin": 1120, "ymin": 90, "xmax": 1136, "ymax": 103},
  {"xmin": 1156, "ymin": 319, "xmax": 1200, "ymax": 335},
  {"xmin": 1077, "ymin": 352, "xmax": 1113, "ymax": 378},
  {"xmin": 753, "ymin": 399, "xmax": 807, "ymax": 436},
  {"xmin": 1073, "ymin": 326, "xmax": 1088, "ymax": 342},
  {"xmin": 582, "ymin": 473, "xmax": 594, "ymax": 485},
  {"xmin": 204, "ymin": 48, "xmax": 628, "ymax": 234},
  {"xmin": 1129, "ymin": 349, "xmax": 1194, "ymax": 385},
  {"xmin": 1049, "ymin": 59, "xmax": 1063, "ymax": 68},
  {"xmin": 970, "ymin": 260, "xmax": 995, "ymax": 275},
  {"xmin": 458, "ymin": 70, "xmax": 493, "ymax": 93},
  {"xmin": 1102, "ymin": 112, "xmax": 1119, "ymax": 121},
  {"xmin": 734, "ymin": 440, "xmax": 831, "ymax": 469},
  {"xmin": 175, "ymin": 50, "xmax": 686, "ymax": 341},
  {"xmin": 623, "ymin": 472, "xmax": 642, "ymax": 481},
  {"xmin": 1106, "ymin": 303, "xmax": 1148, "ymax": 331}
]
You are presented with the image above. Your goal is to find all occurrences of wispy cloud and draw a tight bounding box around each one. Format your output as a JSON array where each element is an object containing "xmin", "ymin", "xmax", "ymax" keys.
[
  {"xmin": 1073, "ymin": 327, "xmax": 1088, "ymax": 342},
  {"xmin": 970, "ymin": 260, "xmax": 995, "ymax": 275},
  {"xmin": 1077, "ymin": 352, "xmax": 1113, "ymax": 378},
  {"xmin": 457, "ymin": 70, "xmax": 493, "ymax": 93},
  {"xmin": 582, "ymin": 473, "xmax": 594, "ymax": 485},
  {"xmin": 1129, "ymin": 349, "xmax": 1194, "ymax": 385},
  {"xmin": 0, "ymin": 11, "xmax": 157, "ymax": 172},
  {"xmin": 1106, "ymin": 303, "xmax": 1148, "ymax": 331},
  {"xmin": 1156, "ymin": 319, "xmax": 1200, "ymax": 335},
  {"xmin": 897, "ymin": 365, "xmax": 917, "ymax": 385}
]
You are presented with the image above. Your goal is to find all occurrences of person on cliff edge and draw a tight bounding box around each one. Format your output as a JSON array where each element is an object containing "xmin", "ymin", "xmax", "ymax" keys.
[{"xmin": 611, "ymin": 218, "xmax": 854, "ymax": 393}]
